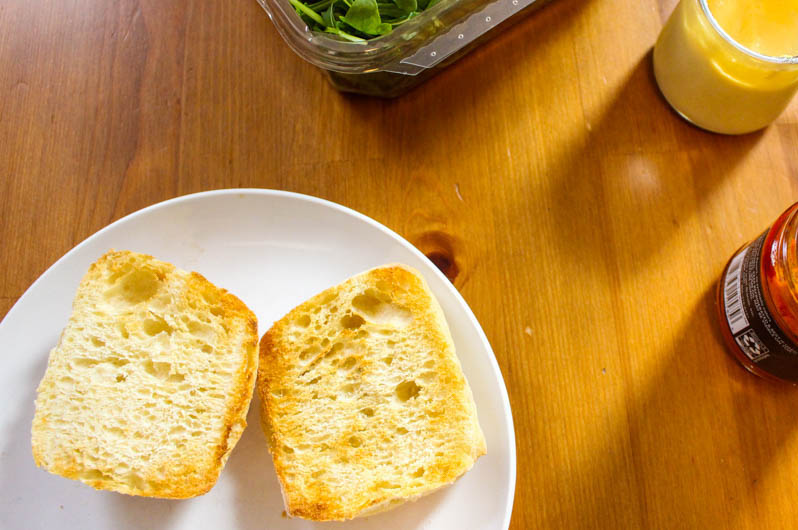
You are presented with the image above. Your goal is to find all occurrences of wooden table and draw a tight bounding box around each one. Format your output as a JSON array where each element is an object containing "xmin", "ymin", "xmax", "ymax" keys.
[{"xmin": 3, "ymin": 0, "xmax": 798, "ymax": 527}]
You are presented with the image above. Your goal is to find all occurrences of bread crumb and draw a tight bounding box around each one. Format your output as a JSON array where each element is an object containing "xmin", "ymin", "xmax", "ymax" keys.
[{"xmin": 524, "ymin": 327, "xmax": 532, "ymax": 336}]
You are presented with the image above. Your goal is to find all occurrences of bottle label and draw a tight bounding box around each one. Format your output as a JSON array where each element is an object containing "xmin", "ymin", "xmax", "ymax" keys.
[{"xmin": 722, "ymin": 231, "xmax": 798, "ymax": 377}]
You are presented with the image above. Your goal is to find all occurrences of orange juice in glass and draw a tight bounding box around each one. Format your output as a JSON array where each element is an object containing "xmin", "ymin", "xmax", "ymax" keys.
[{"xmin": 654, "ymin": 0, "xmax": 798, "ymax": 135}]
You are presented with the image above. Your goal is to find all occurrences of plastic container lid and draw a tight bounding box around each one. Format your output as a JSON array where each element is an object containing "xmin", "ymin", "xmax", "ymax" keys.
[{"xmin": 257, "ymin": 0, "xmax": 554, "ymax": 75}]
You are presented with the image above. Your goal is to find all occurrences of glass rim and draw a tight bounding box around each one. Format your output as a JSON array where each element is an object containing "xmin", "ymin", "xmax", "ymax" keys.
[{"xmin": 698, "ymin": 0, "xmax": 798, "ymax": 65}]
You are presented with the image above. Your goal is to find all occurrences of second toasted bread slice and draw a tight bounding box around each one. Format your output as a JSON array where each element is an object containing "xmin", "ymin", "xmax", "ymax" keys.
[{"xmin": 258, "ymin": 265, "xmax": 486, "ymax": 521}]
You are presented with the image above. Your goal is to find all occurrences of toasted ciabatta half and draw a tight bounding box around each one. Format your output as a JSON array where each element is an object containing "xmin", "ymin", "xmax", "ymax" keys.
[
  {"xmin": 258, "ymin": 264, "xmax": 486, "ymax": 521},
  {"xmin": 32, "ymin": 250, "xmax": 258, "ymax": 499}
]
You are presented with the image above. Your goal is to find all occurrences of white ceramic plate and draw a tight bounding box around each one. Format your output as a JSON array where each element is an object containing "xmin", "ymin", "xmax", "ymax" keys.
[{"xmin": 0, "ymin": 189, "xmax": 515, "ymax": 530}]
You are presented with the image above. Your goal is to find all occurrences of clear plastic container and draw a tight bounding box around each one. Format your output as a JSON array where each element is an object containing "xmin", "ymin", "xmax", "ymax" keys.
[{"xmin": 256, "ymin": 0, "xmax": 556, "ymax": 97}]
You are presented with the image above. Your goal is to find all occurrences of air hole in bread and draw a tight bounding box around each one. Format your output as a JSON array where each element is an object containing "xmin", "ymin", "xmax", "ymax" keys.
[
  {"xmin": 320, "ymin": 291, "xmax": 338, "ymax": 304},
  {"xmin": 283, "ymin": 445, "xmax": 294, "ymax": 454},
  {"xmin": 341, "ymin": 383, "xmax": 357, "ymax": 394},
  {"xmin": 419, "ymin": 371, "xmax": 436, "ymax": 383},
  {"xmin": 108, "ymin": 426, "xmax": 124, "ymax": 436},
  {"xmin": 351, "ymin": 291, "xmax": 384, "ymax": 313},
  {"xmin": 104, "ymin": 268, "xmax": 160, "ymax": 305},
  {"xmin": 348, "ymin": 436, "xmax": 362, "ymax": 448},
  {"xmin": 360, "ymin": 407, "xmax": 375, "ymax": 417},
  {"xmin": 170, "ymin": 426, "xmax": 186, "ymax": 435},
  {"xmin": 168, "ymin": 373, "xmax": 186, "ymax": 383},
  {"xmin": 201, "ymin": 344, "xmax": 213, "ymax": 354},
  {"xmin": 90, "ymin": 336, "xmax": 105, "ymax": 348},
  {"xmin": 412, "ymin": 467, "xmax": 425, "ymax": 478},
  {"xmin": 117, "ymin": 322, "xmax": 130, "ymax": 339},
  {"xmin": 80, "ymin": 469, "xmax": 113, "ymax": 482},
  {"xmin": 115, "ymin": 374, "xmax": 126, "ymax": 383},
  {"xmin": 143, "ymin": 315, "xmax": 173, "ymax": 336},
  {"xmin": 376, "ymin": 481, "xmax": 400, "ymax": 489},
  {"xmin": 396, "ymin": 426, "xmax": 408, "ymax": 435},
  {"xmin": 352, "ymin": 290, "xmax": 412, "ymax": 327},
  {"xmin": 295, "ymin": 314, "xmax": 311, "ymax": 328},
  {"xmin": 186, "ymin": 319, "xmax": 214, "ymax": 340},
  {"xmin": 341, "ymin": 313, "xmax": 365, "ymax": 330},
  {"xmin": 125, "ymin": 473, "xmax": 146, "ymax": 491},
  {"xmin": 382, "ymin": 356, "xmax": 393, "ymax": 365},
  {"xmin": 341, "ymin": 357, "xmax": 357, "ymax": 371},
  {"xmin": 143, "ymin": 360, "xmax": 172, "ymax": 380},
  {"xmin": 73, "ymin": 357, "xmax": 100, "ymax": 368},
  {"xmin": 311, "ymin": 470, "xmax": 325, "ymax": 478},
  {"xmin": 309, "ymin": 376, "xmax": 321, "ymax": 385},
  {"xmin": 423, "ymin": 359, "xmax": 434, "ymax": 368},
  {"xmin": 395, "ymin": 380, "xmax": 421, "ymax": 402},
  {"xmin": 321, "ymin": 338, "xmax": 330, "ymax": 347},
  {"xmin": 329, "ymin": 305, "xmax": 338, "ymax": 314},
  {"xmin": 300, "ymin": 344, "xmax": 320, "ymax": 361}
]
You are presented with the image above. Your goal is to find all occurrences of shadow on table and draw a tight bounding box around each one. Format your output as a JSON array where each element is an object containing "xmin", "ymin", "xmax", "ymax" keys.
[
  {"xmin": 536, "ymin": 284, "xmax": 798, "ymax": 528},
  {"xmin": 336, "ymin": 0, "xmax": 589, "ymax": 155},
  {"xmin": 540, "ymin": 49, "xmax": 765, "ymax": 279}
]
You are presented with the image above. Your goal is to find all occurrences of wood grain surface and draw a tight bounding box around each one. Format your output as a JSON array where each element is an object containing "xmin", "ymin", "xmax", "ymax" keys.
[{"xmin": 3, "ymin": 0, "xmax": 798, "ymax": 527}]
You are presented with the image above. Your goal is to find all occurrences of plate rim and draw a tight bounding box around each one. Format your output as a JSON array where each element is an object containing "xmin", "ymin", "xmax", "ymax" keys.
[{"xmin": 1, "ymin": 188, "xmax": 517, "ymax": 529}]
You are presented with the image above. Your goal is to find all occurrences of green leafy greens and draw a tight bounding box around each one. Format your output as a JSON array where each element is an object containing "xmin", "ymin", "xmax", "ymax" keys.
[{"xmin": 290, "ymin": 0, "xmax": 428, "ymax": 40}]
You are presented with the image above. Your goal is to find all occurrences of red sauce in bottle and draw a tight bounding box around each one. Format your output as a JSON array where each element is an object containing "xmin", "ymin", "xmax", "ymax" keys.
[{"xmin": 717, "ymin": 203, "xmax": 798, "ymax": 383}]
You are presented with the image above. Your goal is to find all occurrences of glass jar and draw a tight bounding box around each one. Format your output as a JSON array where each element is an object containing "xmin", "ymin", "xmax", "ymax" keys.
[
  {"xmin": 717, "ymin": 203, "xmax": 798, "ymax": 383},
  {"xmin": 256, "ymin": 0, "xmax": 555, "ymax": 97},
  {"xmin": 653, "ymin": 0, "xmax": 798, "ymax": 135}
]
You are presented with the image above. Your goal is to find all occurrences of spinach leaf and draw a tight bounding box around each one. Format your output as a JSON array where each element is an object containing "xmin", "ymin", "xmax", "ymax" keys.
[
  {"xmin": 290, "ymin": 0, "xmax": 325, "ymax": 24},
  {"xmin": 293, "ymin": 0, "xmax": 429, "ymax": 40},
  {"xmin": 323, "ymin": 0, "xmax": 337, "ymax": 27},
  {"xmin": 340, "ymin": 0, "xmax": 392, "ymax": 35},
  {"xmin": 393, "ymin": 0, "xmax": 417, "ymax": 14}
]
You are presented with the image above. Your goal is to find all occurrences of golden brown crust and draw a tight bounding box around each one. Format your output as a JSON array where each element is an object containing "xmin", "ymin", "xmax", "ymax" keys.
[
  {"xmin": 257, "ymin": 264, "xmax": 486, "ymax": 521},
  {"xmin": 31, "ymin": 250, "xmax": 259, "ymax": 499}
]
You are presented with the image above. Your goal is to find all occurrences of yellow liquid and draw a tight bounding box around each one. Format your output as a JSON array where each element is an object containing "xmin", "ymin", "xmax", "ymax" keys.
[
  {"xmin": 654, "ymin": 0, "xmax": 798, "ymax": 134},
  {"xmin": 707, "ymin": 0, "xmax": 798, "ymax": 57}
]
